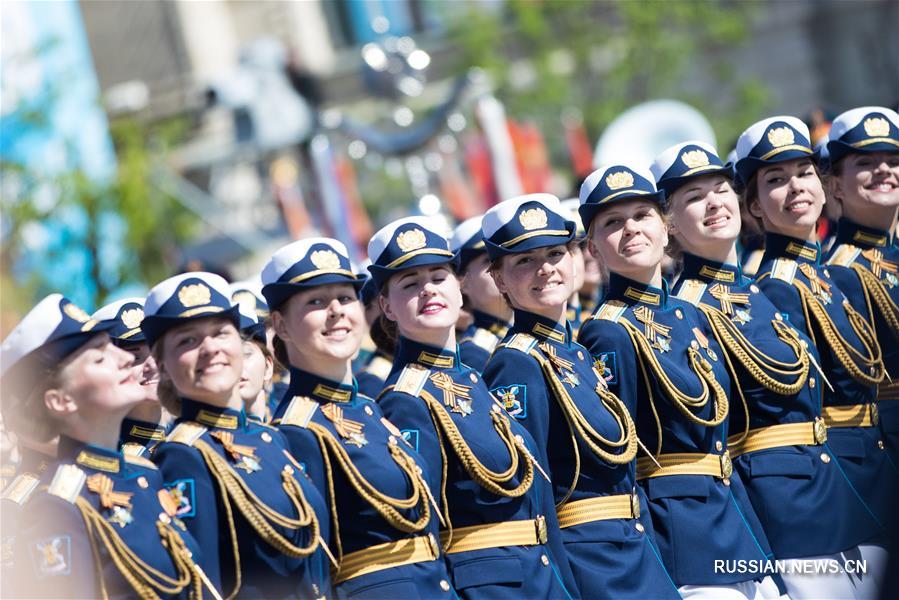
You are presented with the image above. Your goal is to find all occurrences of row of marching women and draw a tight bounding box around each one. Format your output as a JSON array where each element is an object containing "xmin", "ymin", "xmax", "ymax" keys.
[{"xmin": 0, "ymin": 104, "xmax": 897, "ymax": 600}]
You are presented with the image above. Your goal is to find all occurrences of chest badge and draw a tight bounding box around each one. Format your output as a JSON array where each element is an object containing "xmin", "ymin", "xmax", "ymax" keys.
[
  {"xmin": 322, "ymin": 403, "xmax": 368, "ymax": 447},
  {"xmin": 429, "ymin": 372, "xmax": 474, "ymax": 416},
  {"xmin": 210, "ymin": 431, "xmax": 262, "ymax": 473},
  {"xmin": 798, "ymin": 263, "xmax": 833, "ymax": 305},
  {"xmin": 708, "ymin": 283, "xmax": 751, "ymax": 323},
  {"xmin": 633, "ymin": 306, "xmax": 671, "ymax": 353},
  {"xmin": 86, "ymin": 473, "xmax": 134, "ymax": 528}
]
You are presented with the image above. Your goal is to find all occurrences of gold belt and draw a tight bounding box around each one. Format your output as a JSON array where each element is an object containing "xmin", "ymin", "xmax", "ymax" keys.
[
  {"xmin": 557, "ymin": 493, "xmax": 640, "ymax": 529},
  {"xmin": 334, "ymin": 534, "xmax": 440, "ymax": 584},
  {"xmin": 878, "ymin": 381, "xmax": 899, "ymax": 401},
  {"xmin": 728, "ymin": 419, "xmax": 828, "ymax": 457},
  {"xmin": 440, "ymin": 516, "xmax": 548, "ymax": 554},
  {"xmin": 822, "ymin": 404, "xmax": 879, "ymax": 428},
  {"xmin": 636, "ymin": 452, "xmax": 732, "ymax": 480}
]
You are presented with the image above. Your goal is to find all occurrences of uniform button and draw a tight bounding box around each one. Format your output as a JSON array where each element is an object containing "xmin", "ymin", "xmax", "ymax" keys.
[
  {"xmin": 137, "ymin": 476, "xmax": 149, "ymax": 489},
  {"xmin": 577, "ymin": 351, "xmax": 584, "ymax": 360},
  {"xmin": 312, "ymin": 584, "xmax": 320, "ymax": 596},
  {"xmin": 675, "ymin": 309, "xmax": 684, "ymax": 320},
  {"xmin": 722, "ymin": 477, "xmax": 731, "ymax": 486},
  {"xmin": 541, "ymin": 554, "xmax": 550, "ymax": 566},
  {"xmin": 365, "ymin": 406, "xmax": 374, "ymax": 416},
  {"xmin": 284, "ymin": 465, "xmax": 295, "ymax": 475},
  {"xmin": 878, "ymin": 440, "xmax": 885, "ymax": 450},
  {"xmin": 261, "ymin": 432, "xmax": 272, "ymax": 443},
  {"xmin": 159, "ymin": 512, "xmax": 171, "ymax": 524},
  {"xmin": 469, "ymin": 373, "xmax": 478, "ymax": 383},
  {"xmin": 809, "ymin": 377, "xmax": 816, "ymax": 389},
  {"xmin": 774, "ymin": 313, "xmax": 783, "ymax": 321},
  {"xmin": 715, "ymin": 440, "xmax": 723, "ymax": 452},
  {"xmin": 440, "ymin": 580, "xmax": 451, "ymax": 592},
  {"xmin": 820, "ymin": 452, "xmax": 831, "ymax": 464},
  {"xmin": 824, "ymin": 269, "xmax": 831, "ymax": 278},
  {"xmin": 750, "ymin": 284, "xmax": 759, "ymax": 294},
  {"xmin": 635, "ymin": 522, "xmax": 645, "ymax": 533}
]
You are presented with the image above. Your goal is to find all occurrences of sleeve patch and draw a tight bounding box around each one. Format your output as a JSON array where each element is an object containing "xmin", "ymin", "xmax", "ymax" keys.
[
  {"xmin": 164, "ymin": 479, "xmax": 196, "ymax": 518},
  {"xmin": 592, "ymin": 351, "xmax": 618, "ymax": 385},
  {"xmin": 32, "ymin": 535, "xmax": 71, "ymax": 577},
  {"xmin": 400, "ymin": 429, "xmax": 420, "ymax": 452},
  {"xmin": 490, "ymin": 385, "xmax": 527, "ymax": 419}
]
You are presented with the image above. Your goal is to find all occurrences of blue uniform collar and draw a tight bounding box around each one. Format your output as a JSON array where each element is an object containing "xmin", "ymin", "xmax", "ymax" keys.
[
  {"xmin": 393, "ymin": 336, "xmax": 460, "ymax": 372},
  {"xmin": 762, "ymin": 232, "xmax": 822, "ymax": 265},
  {"xmin": 287, "ymin": 366, "xmax": 357, "ymax": 404},
  {"xmin": 58, "ymin": 434, "xmax": 124, "ymax": 474},
  {"xmin": 119, "ymin": 417, "xmax": 166, "ymax": 447},
  {"xmin": 834, "ymin": 218, "xmax": 891, "ymax": 249},
  {"xmin": 604, "ymin": 272, "xmax": 670, "ymax": 308},
  {"xmin": 18, "ymin": 445, "xmax": 55, "ymax": 475},
  {"xmin": 180, "ymin": 398, "xmax": 247, "ymax": 430},
  {"xmin": 680, "ymin": 253, "xmax": 745, "ymax": 286},
  {"xmin": 511, "ymin": 309, "xmax": 571, "ymax": 345},
  {"xmin": 471, "ymin": 309, "xmax": 512, "ymax": 337}
]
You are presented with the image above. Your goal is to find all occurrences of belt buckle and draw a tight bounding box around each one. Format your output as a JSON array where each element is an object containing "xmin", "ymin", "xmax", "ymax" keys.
[
  {"xmin": 630, "ymin": 491, "xmax": 641, "ymax": 519},
  {"xmin": 871, "ymin": 404, "xmax": 880, "ymax": 426},
  {"xmin": 535, "ymin": 515, "xmax": 548, "ymax": 544},
  {"xmin": 813, "ymin": 417, "xmax": 828, "ymax": 444},
  {"xmin": 427, "ymin": 533, "xmax": 440, "ymax": 558},
  {"xmin": 719, "ymin": 450, "xmax": 733, "ymax": 479}
]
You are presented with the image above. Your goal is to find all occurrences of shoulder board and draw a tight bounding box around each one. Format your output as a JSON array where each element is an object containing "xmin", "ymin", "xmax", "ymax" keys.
[
  {"xmin": 166, "ymin": 421, "xmax": 207, "ymax": 447},
  {"xmin": 124, "ymin": 454, "xmax": 158, "ymax": 470},
  {"xmin": 364, "ymin": 355, "xmax": 393, "ymax": 381},
  {"xmin": 501, "ymin": 333, "xmax": 538, "ymax": 354},
  {"xmin": 471, "ymin": 328, "xmax": 500, "ymax": 353},
  {"xmin": 826, "ymin": 244, "xmax": 861, "ymax": 267},
  {"xmin": 592, "ymin": 300, "xmax": 628, "ymax": 323},
  {"xmin": 47, "ymin": 464, "xmax": 86, "ymax": 504},
  {"xmin": 770, "ymin": 258, "xmax": 797, "ymax": 284},
  {"xmin": 121, "ymin": 442, "xmax": 147, "ymax": 458},
  {"xmin": 279, "ymin": 396, "xmax": 319, "ymax": 428},
  {"xmin": 1, "ymin": 473, "xmax": 40, "ymax": 506},
  {"xmin": 394, "ymin": 364, "xmax": 430, "ymax": 397},
  {"xmin": 675, "ymin": 279, "xmax": 707, "ymax": 306}
]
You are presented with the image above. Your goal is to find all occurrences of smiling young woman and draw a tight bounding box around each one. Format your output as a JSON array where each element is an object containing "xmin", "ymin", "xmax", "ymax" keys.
[
  {"xmin": 576, "ymin": 164, "xmax": 777, "ymax": 598},
  {"xmin": 657, "ymin": 140, "xmax": 868, "ymax": 598},
  {"xmin": 370, "ymin": 216, "xmax": 578, "ymax": 599},
  {"xmin": 737, "ymin": 115, "xmax": 893, "ymax": 598},
  {"xmin": 144, "ymin": 272, "xmax": 330, "ymax": 599},
  {"xmin": 480, "ymin": 193, "xmax": 679, "ymax": 599},
  {"xmin": 0, "ymin": 294, "xmax": 208, "ymax": 599},
  {"xmin": 260, "ymin": 237, "xmax": 455, "ymax": 599}
]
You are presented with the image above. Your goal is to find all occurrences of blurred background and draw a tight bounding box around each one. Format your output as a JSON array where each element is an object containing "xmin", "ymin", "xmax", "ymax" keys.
[{"xmin": 2, "ymin": 0, "xmax": 898, "ymax": 332}]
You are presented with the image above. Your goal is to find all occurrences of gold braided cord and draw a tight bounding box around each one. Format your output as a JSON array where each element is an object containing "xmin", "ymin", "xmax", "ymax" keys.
[
  {"xmin": 418, "ymin": 389, "xmax": 535, "ymax": 498},
  {"xmin": 75, "ymin": 497, "xmax": 202, "ymax": 600},
  {"xmin": 619, "ymin": 319, "xmax": 729, "ymax": 428},
  {"xmin": 852, "ymin": 265, "xmax": 899, "ymax": 340},
  {"xmin": 792, "ymin": 280, "xmax": 885, "ymax": 385},
  {"xmin": 426, "ymin": 409, "xmax": 455, "ymax": 550}
]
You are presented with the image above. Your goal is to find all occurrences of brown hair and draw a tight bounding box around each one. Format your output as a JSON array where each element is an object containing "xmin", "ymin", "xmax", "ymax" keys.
[
  {"xmin": 370, "ymin": 311, "xmax": 398, "ymax": 356},
  {"xmin": 150, "ymin": 337, "xmax": 182, "ymax": 417},
  {"xmin": 2, "ymin": 365, "xmax": 62, "ymax": 442}
]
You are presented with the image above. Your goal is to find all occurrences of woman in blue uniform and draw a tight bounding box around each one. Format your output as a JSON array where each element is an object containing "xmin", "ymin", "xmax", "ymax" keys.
[
  {"xmin": 354, "ymin": 277, "xmax": 395, "ymax": 399},
  {"xmin": 145, "ymin": 272, "xmax": 331, "ymax": 599},
  {"xmin": 655, "ymin": 140, "xmax": 867, "ymax": 597},
  {"xmin": 576, "ymin": 165, "xmax": 775, "ymax": 598},
  {"xmin": 233, "ymin": 299, "xmax": 274, "ymax": 423},
  {"xmin": 450, "ymin": 215, "xmax": 513, "ymax": 373},
  {"xmin": 260, "ymin": 237, "xmax": 456, "ymax": 599},
  {"xmin": 480, "ymin": 193, "xmax": 679, "ymax": 599},
  {"xmin": 1, "ymin": 294, "xmax": 208, "ymax": 599},
  {"xmin": 736, "ymin": 115, "xmax": 892, "ymax": 597},
  {"xmin": 824, "ymin": 107, "xmax": 899, "ymax": 462},
  {"xmin": 93, "ymin": 298, "xmax": 168, "ymax": 456},
  {"xmin": 369, "ymin": 216, "xmax": 578, "ymax": 599}
]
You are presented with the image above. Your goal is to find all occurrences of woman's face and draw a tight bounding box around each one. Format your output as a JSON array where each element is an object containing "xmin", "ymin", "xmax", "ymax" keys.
[
  {"xmin": 492, "ymin": 245, "xmax": 574, "ymax": 316},
  {"xmin": 461, "ymin": 253, "xmax": 507, "ymax": 316},
  {"xmin": 832, "ymin": 151, "xmax": 899, "ymax": 216},
  {"xmin": 669, "ymin": 174, "xmax": 742, "ymax": 254},
  {"xmin": 274, "ymin": 283, "xmax": 364, "ymax": 365},
  {"xmin": 238, "ymin": 340, "xmax": 273, "ymax": 404},
  {"xmin": 121, "ymin": 342, "xmax": 159, "ymax": 404},
  {"xmin": 750, "ymin": 158, "xmax": 824, "ymax": 240},
  {"xmin": 381, "ymin": 265, "xmax": 462, "ymax": 341},
  {"xmin": 160, "ymin": 317, "xmax": 243, "ymax": 405},
  {"xmin": 588, "ymin": 199, "xmax": 669, "ymax": 282},
  {"xmin": 49, "ymin": 333, "xmax": 143, "ymax": 419}
]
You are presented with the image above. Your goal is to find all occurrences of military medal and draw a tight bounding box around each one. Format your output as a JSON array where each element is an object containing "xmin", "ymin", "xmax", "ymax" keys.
[
  {"xmin": 862, "ymin": 248, "xmax": 898, "ymax": 286},
  {"xmin": 708, "ymin": 283, "xmax": 751, "ymax": 322},
  {"xmin": 210, "ymin": 431, "xmax": 262, "ymax": 473},
  {"xmin": 538, "ymin": 342, "xmax": 579, "ymax": 387},
  {"xmin": 633, "ymin": 306, "xmax": 671, "ymax": 353},
  {"xmin": 429, "ymin": 372, "xmax": 474, "ymax": 415},
  {"xmin": 798, "ymin": 263, "xmax": 832, "ymax": 305},
  {"xmin": 86, "ymin": 473, "xmax": 134, "ymax": 528},
  {"xmin": 321, "ymin": 403, "xmax": 368, "ymax": 447},
  {"xmin": 692, "ymin": 327, "xmax": 718, "ymax": 361}
]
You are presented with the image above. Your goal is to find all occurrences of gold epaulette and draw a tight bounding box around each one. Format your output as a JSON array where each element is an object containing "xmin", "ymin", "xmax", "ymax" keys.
[
  {"xmin": 124, "ymin": 453, "xmax": 158, "ymax": 470},
  {"xmin": 47, "ymin": 464, "xmax": 86, "ymax": 504},
  {"xmin": 394, "ymin": 364, "xmax": 430, "ymax": 397},
  {"xmin": 592, "ymin": 300, "xmax": 628, "ymax": 323},
  {"xmin": 166, "ymin": 421, "xmax": 207, "ymax": 447},
  {"xmin": 500, "ymin": 333, "xmax": 537, "ymax": 354},
  {"xmin": 364, "ymin": 355, "xmax": 393, "ymax": 381},
  {"xmin": 827, "ymin": 244, "xmax": 861, "ymax": 267},
  {"xmin": 770, "ymin": 258, "xmax": 798, "ymax": 284},
  {"xmin": 470, "ymin": 328, "xmax": 500, "ymax": 353},
  {"xmin": 279, "ymin": 396, "xmax": 319, "ymax": 428},
  {"xmin": 676, "ymin": 279, "xmax": 707, "ymax": 306},
  {"xmin": 1, "ymin": 473, "xmax": 40, "ymax": 505}
]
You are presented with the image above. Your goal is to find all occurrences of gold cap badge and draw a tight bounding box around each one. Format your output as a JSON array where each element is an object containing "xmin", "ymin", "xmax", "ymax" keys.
[
  {"xmin": 310, "ymin": 249, "xmax": 342, "ymax": 270},
  {"xmin": 178, "ymin": 283, "xmax": 212, "ymax": 308},
  {"xmin": 396, "ymin": 228, "xmax": 427, "ymax": 253},
  {"xmin": 120, "ymin": 308, "xmax": 144, "ymax": 330},
  {"xmin": 864, "ymin": 117, "xmax": 890, "ymax": 137},
  {"xmin": 681, "ymin": 149, "xmax": 710, "ymax": 169},
  {"xmin": 767, "ymin": 126, "xmax": 795, "ymax": 148},
  {"xmin": 519, "ymin": 207, "xmax": 548, "ymax": 231},
  {"xmin": 605, "ymin": 171, "xmax": 634, "ymax": 191},
  {"xmin": 63, "ymin": 303, "xmax": 90, "ymax": 323}
]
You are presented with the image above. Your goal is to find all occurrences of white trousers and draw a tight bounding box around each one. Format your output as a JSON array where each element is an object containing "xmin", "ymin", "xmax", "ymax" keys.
[
  {"xmin": 779, "ymin": 554, "xmax": 856, "ymax": 599},
  {"xmin": 679, "ymin": 576, "xmax": 780, "ymax": 600}
]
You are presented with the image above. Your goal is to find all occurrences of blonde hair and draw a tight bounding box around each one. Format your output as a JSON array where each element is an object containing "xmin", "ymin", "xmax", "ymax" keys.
[
  {"xmin": 2, "ymin": 366, "xmax": 61, "ymax": 442},
  {"xmin": 151, "ymin": 336, "xmax": 182, "ymax": 417}
]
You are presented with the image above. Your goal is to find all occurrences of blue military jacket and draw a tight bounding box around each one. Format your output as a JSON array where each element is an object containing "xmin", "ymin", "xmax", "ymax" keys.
[
  {"xmin": 756, "ymin": 232, "xmax": 892, "ymax": 538},
  {"xmin": 354, "ymin": 350, "xmax": 394, "ymax": 400},
  {"xmin": 458, "ymin": 310, "xmax": 511, "ymax": 374},
  {"xmin": 119, "ymin": 417, "xmax": 167, "ymax": 458},
  {"xmin": 578, "ymin": 273, "xmax": 773, "ymax": 586},
  {"xmin": 674, "ymin": 253, "xmax": 876, "ymax": 557},
  {"xmin": 153, "ymin": 399, "xmax": 330, "ymax": 599},
  {"xmin": 826, "ymin": 219, "xmax": 899, "ymax": 460},
  {"xmin": 378, "ymin": 337, "xmax": 578, "ymax": 599},
  {"xmin": 13, "ymin": 435, "xmax": 206, "ymax": 599},
  {"xmin": 483, "ymin": 309, "xmax": 679, "ymax": 598},
  {"xmin": 272, "ymin": 367, "xmax": 456, "ymax": 599}
]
